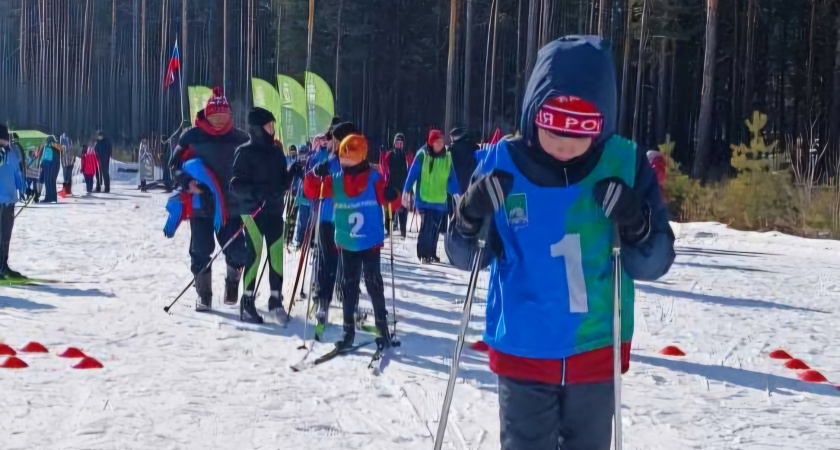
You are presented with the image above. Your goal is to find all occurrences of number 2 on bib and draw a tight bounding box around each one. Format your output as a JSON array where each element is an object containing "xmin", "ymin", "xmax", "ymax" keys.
[
  {"xmin": 349, "ymin": 212, "xmax": 364, "ymax": 236},
  {"xmin": 549, "ymin": 234, "xmax": 588, "ymax": 313}
]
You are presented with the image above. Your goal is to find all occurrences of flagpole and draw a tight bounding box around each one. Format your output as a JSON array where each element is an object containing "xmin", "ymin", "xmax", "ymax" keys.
[{"xmin": 176, "ymin": 39, "xmax": 185, "ymax": 123}]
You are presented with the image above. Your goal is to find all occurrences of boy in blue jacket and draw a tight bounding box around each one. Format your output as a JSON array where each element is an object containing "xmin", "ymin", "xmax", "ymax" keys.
[
  {"xmin": 0, "ymin": 125, "xmax": 27, "ymax": 280},
  {"xmin": 446, "ymin": 36, "xmax": 675, "ymax": 450}
]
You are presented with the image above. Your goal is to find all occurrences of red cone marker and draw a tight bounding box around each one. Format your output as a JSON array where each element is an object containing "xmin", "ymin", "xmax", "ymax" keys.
[
  {"xmin": 20, "ymin": 342, "xmax": 48, "ymax": 353},
  {"xmin": 798, "ymin": 370, "xmax": 828, "ymax": 383},
  {"xmin": 769, "ymin": 350, "xmax": 792, "ymax": 360},
  {"xmin": 0, "ymin": 344, "xmax": 16, "ymax": 356},
  {"xmin": 58, "ymin": 347, "xmax": 86, "ymax": 358},
  {"xmin": 784, "ymin": 359, "xmax": 810, "ymax": 370},
  {"xmin": 72, "ymin": 357, "xmax": 104, "ymax": 369},
  {"xmin": 1, "ymin": 357, "xmax": 28, "ymax": 369},
  {"xmin": 659, "ymin": 346, "xmax": 686, "ymax": 356}
]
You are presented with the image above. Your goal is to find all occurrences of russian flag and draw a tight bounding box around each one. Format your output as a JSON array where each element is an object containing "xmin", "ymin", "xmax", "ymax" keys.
[{"xmin": 164, "ymin": 39, "xmax": 181, "ymax": 87}]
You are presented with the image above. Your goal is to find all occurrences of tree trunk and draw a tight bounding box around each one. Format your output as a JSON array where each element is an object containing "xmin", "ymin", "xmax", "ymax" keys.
[
  {"xmin": 742, "ymin": 0, "xmax": 756, "ymax": 117},
  {"xmin": 830, "ymin": 13, "xmax": 840, "ymax": 139},
  {"xmin": 805, "ymin": 0, "xmax": 816, "ymax": 111},
  {"xmin": 464, "ymin": 0, "xmax": 473, "ymax": 127},
  {"xmin": 693, "ymin": 0, "xmax": 719, "ymax": 180},
  {"xmin": 524, "ymin": 0, "xmax": 541, "ymax": 84},
  {"xmin": 632, "ymin": 0, "xmax": 648, "ymax": 142},
  {"xmin": 335, "ymin": 0, "xmax": 344, "ymax": 107},
  {"xmin": 445, "ymin": 0, "xmax": 462, "ymax": 137},
  {"xmin": 656, "ymin": 38, "xmax": 669, "ymax": 144},
  {"xmin": 210, "ymin": 0, "xmax": 225, "ymax": 89},
  {"xmin": 598, "ymin": 0, "xmax": 611, "ymax": 38},
  {"xmin": 617, "ymin": 0, "xmax": 632, "ymax": 136}
]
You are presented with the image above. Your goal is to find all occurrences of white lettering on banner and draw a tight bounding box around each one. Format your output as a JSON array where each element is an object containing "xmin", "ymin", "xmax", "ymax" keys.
[
  {"xmin": 334, "ymin": 200, "xmax": 379, "ymax": 209},
  {"xmin": 565, "ymin": 117, "xmax": 579, "ymax": 129}
]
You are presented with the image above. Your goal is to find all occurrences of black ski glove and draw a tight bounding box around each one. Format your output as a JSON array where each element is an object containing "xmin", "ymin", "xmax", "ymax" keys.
[
  {"xmin": 592, "ymin": 177, "xmax": 651, "ymax": 243},
  {"xmin": 313, "ymin": 162, "xmax": 330, "ymax": 177},
  {"xmin": 458, "ymin": 170, "xmax": 514, "ymax": 234}
]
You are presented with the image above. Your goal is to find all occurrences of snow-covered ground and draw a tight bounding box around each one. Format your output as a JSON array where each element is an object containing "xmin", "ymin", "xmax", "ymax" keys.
[{"xmin": 2, "ymin": 175, "xmax": 839, "ymax": 450}]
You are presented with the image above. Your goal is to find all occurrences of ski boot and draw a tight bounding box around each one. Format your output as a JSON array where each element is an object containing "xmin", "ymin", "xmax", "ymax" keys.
[
  {"xmin": 224, "ymin": 266, "xmax": 242, "ymax": 306},
  {"xmin": 374, "ymin": 321, "xmax": 399, "ymax": 351},
  {"xmin": 268, "ymin": 291, "xmax": 289, "ymax": 325},
  {"xmin": 334, "ymin": 324, "xmax": 355, "ymax": 352},
  {"xmin": 194, "ymin": 271, "xmax": 212, "ymax": 312},
  {"xmin": 239, "ymin": 293, "xmax": 264, "ymax": 324},
  {"xmin": 314, "ymin": 306, "xmax": 329, "ymax": 341}
]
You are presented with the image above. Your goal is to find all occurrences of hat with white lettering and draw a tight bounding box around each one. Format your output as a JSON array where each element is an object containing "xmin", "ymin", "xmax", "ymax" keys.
[{"xmin": 535, "ymin": 96, "xmax": 603, "ymax": 137}]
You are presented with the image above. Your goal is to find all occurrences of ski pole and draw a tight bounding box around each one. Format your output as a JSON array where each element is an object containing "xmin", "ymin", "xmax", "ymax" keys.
[
  {"xmin": 296, "ymin": 182, "xmax": 324, "ymax": 350},
  {"xmin": 433, "ymin": 218, "xmax": 491, "ymax": 450},
  {"xmin": 14, "ymin": 196, "xmax": 34, "ymax": 219},
  {"xmin": 613, "ymin": 230, "xmax": 623, "ymax": 450},
  {"xmin": 163, "ymin": 203, "xmax": 264, "ymax": 313},
  {"xmin": 388, "ymin": 204, "xmax": 397, "ymax": 339},
  {"xmin": 253, "ymin": 254, "xmax": 269, "ymax": 301}
]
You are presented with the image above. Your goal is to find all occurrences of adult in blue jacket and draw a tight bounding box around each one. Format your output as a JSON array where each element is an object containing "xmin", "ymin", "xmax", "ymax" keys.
[
  {"xmin": 0, "ymin": 125, "xmax": 27, "ymax": 280},
  {"xmin": 446, "ymin": 35, "xmax": 675, "ymax": 450}
]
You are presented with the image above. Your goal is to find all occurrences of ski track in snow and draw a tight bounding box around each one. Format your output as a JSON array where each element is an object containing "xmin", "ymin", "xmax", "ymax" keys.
[{"xmin": 1, "ymin": 172, "xmax": 839, "ymax": 449}]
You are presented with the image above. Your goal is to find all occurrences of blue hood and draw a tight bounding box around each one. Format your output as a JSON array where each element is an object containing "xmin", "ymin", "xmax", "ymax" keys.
[{"xmin": 521, "ymin": 35, "xmax": 617, "ymax": 149}]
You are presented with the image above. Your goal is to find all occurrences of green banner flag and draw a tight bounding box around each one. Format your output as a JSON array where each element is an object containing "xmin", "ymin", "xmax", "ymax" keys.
[
  {"xmin": 188, "ymin": 86, "xmax": 213, "ymax": 127},
  {"xmin": 277, "ymin": 75, "xmax": 308, "ymax": 148},
  {"xmin": 305, "ymin": 72, "xmax": 335, "ymax": 139},
  {"xmin": 251, "ymin": 77, "xmax": 285, "ymax": 147}
]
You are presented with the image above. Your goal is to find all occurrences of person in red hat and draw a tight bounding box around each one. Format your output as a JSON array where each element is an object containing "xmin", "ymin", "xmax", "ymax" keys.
[
  {"xmin": 171, "ymin": 87, "xmax": 250, "ymax": 311},
  {"xmin": 403, "ymin": 129, "xmax": 460, "ymax": 263},
  {"xmin": 447, "ymin": 36, "xmax": 675, "ymax": 450}
]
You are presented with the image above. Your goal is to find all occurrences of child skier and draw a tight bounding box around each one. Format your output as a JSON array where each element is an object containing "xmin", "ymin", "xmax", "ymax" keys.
[
  {"xmin": 80, "ymin": 144, "xmax": 99, "ymax": 194},
  {"xmin": 403, "ymin": 129, "xmax": 460, "ymax": 263},
  {"xmin": 446, "ymin": 36, "xmax": 675, "ymax": 450},
  {"xmin": 230, "ymin": 108, "xmax": 289, "ymax": 324},
  {"xmin": 304, "ymin": 134, "xmax": 399, "ymax": 351}
]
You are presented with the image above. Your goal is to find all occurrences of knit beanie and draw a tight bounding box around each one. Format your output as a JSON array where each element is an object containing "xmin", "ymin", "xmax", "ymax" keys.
[
  {"xmin": 331, "ymin": 122, "xmax": 358, "ymax": 144},
  {"xmin": 427, "ymin": 129, "xmax": 444, "ymax": 147},
  {"xmin": 535, "ymin": 96, "xmax": 603, "ymax": 137},
  {"xmin": 205, "ymin": 87, "xmax": 231, "ymax": 119},
  {"xmin": 393, "ymin": 133, "xmax": 405, "ymax": 146},
  {"xmin": 247, "ymin": 107, "xmax": 275, "ymax": 127},
  {"xmin": 338, "ymin": 134, "xmax": 368, "ymax": 166},
  {"xmin": 0, "ymin": 124, "xmax": 8, "ymax": 141}
]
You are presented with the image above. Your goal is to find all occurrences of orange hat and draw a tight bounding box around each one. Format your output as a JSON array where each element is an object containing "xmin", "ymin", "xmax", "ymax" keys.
[{"xmin": 338, "ymin": 134, "xmax": 368, "ymax": 166}]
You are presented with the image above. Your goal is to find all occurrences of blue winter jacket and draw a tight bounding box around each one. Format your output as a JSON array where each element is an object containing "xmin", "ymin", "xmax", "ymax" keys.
[
  {"xmin": 0, "ymin": 145, "xmax": 26, "ymax": 205},
  {"xmin": 446, "ymin": 35, "xmax": 675, "ymax": 282}
]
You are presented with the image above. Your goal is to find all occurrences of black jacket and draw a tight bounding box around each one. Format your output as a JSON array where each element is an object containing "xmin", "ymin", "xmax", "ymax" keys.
[
  {"xmin": 230, "ymin": 126, "xmax": 289, "ymax": 216},
  {"xmin": 175, "ymin": 125, "xmax": 249, "ymax": 215},
  {"xmin": 94, "ymin": 137, "xmax": 112, "ymax": 161},
  {"xmin": 388, "ymin": 148, "xmax": 409, "ymax": 193},
  {"xmin": 449, "ymin": 135, "xmax": 480, "ymax": 194}
]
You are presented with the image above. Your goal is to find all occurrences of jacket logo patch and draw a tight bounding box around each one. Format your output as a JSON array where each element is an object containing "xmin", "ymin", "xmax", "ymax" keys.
[{"xmin": 505, "ymin": 193, "xmax": 529, "ymax": 228}]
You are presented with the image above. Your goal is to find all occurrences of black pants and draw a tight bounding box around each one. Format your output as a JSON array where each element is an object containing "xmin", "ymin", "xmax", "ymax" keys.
[
  {"xmin": 385, "ymin": 207, "xmax": 408, "ymax": 237},
  {"xmin": 63, "ymin": 166, "xmax": 73, "ymax": 187},
  {"xmin": 189, "ymin": 215, "xmax": 247, "ymax": 275},
  {"xmin": 95, "ymin": 154, "xmax": 110, "ymax": 192},
  {"xmin": 242, "ymin": 212, "xmax": 284, "ymax": 294},
  {"xmin": 417, "ymin": 209, "xmax": 444, "ymax": 259},
  {"xmin": 317, "ymin": 222, "xmax": 339, "ymax": 311},
  {"xmin": 84, "ymin": 175, "xmax": 94, "ymax": 193},
  {"xmin": 41, "ymin": 160, "xmax": 59, "ymax": 203},
  {"xmin": 498, "ymin": 376, "xmax": 614, "ymax": 450},
  {"xmin": 0, "ymin": 203, "xmax": 14, "ymax": 271},
  {"xmin": 340, "ymin": 247, "xmax": 388, "ymax": 327}
]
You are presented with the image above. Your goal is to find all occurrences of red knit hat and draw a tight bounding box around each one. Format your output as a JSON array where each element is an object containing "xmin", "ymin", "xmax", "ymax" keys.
[
  {"xmin": 205, "ymin": 87, "xmax": 230, "ymax": 118},
  {"xmin": 427, "ymin": 129, "xmax": 444, "ymax": 147},
  {"xmin": 535, "ymin": 96, "xmax": 603, "ymax": 137}
]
